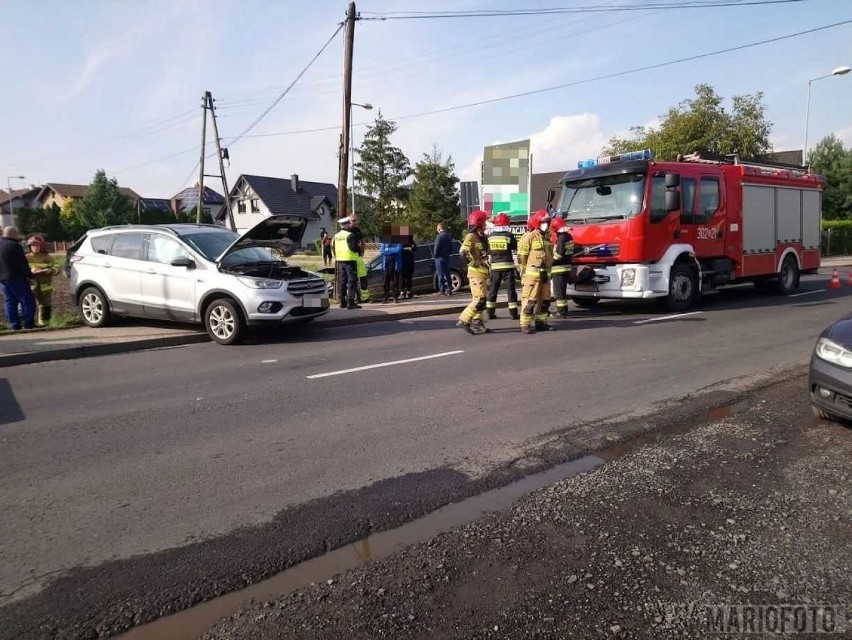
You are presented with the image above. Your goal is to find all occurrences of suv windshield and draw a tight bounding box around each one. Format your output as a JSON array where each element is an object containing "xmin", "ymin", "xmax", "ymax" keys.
[
  {"xmin": 559, "ymin": 172, "xmax": 646, "ymax": 223},
  {"xmin": 182, "ymin": 230, "xmax": 284, "ymax": 266}
]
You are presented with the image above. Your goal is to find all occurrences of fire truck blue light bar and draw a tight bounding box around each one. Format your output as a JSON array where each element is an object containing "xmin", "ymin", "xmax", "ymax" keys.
[{"xmin": 577, "ymin": 148, "xmax": 653, "ymax": 168}]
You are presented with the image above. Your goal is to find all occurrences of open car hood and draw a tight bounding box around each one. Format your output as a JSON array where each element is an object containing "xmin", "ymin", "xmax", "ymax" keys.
[{"xmin": 216, "ymin": 215, "xmax": 308, "ymax": 263}]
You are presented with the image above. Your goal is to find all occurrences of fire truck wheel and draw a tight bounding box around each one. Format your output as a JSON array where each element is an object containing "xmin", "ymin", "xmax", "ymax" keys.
[
  {"xmin": 572, "ymin": 297, "xmax": 600, "ymax": 308},
  {"xmin": 664, "ymin": 263, "xmax": 697, "ymax": 312},
  {"xmin": 776, "ymin": 255, "xmax": 800, "ymax": 295}
]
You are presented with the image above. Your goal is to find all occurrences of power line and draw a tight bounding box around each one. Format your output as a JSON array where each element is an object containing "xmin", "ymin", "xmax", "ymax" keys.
[
  {"xmin": 241, "ymin": 18, "xmax": 852, "ymax": 137},
  {"xmin": 223, "ymin": 23, "xmax": 344, "ymax": 148},
  {"xmin": 361, "ymin": 0, "xmax": 804, "ymax": 19}
]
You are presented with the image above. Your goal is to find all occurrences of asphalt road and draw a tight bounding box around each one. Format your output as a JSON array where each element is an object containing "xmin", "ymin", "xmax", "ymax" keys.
[{"xmin": 1, "ymin": 274, "xmax": 850, "ymax": 638}]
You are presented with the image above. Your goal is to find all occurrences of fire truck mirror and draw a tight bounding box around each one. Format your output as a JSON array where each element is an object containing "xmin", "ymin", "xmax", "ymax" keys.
[
  {"xmin": 665, "ymin": 172, "xmax": 681, "ymax": 189},
  {"xmin": 665, "ymin": 190, "xmax": 681, "ymax": 213},
  {"xmin": 547, "ymin": 188, "xmax": 556, "ymax": 204}
]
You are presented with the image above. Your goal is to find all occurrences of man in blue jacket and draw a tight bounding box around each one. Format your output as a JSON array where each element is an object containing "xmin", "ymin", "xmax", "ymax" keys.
[
  {"xmin": 380, "ymin": 239, "xmax": 403, "ymax": 303},
  {"xmin": 433, "ymin": 223, "xmax": 453, "ymax": 296}
]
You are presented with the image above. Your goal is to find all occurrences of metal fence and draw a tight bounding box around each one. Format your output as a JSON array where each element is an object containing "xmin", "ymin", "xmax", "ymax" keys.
[{"xmin": 822, "ymin": 228, "xmax": 852, "ymax": 257}]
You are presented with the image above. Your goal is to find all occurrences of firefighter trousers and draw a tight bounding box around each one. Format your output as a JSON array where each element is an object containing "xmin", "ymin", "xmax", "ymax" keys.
[
  {"xmin": 551, "ymin": 272, "xmax": 569, "ymax": 317},
  {"xmin": 460, "ymin": 272, "xmax": 488, "ymax": 325},
  {"xmin": 486, "ymin": 268, "xmax": 518, "ymax": 314},
  {"xmin": 520, "ymin": 276, "xmax": 551, "ymax": 329}
]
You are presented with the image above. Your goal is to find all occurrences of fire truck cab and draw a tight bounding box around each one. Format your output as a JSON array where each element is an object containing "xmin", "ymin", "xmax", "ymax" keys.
[{"xmin": 553, "ymin": 149, "xmax": 824, "ymax": 311}]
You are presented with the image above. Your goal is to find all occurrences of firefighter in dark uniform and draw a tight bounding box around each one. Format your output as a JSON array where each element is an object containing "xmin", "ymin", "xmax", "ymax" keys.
[
  {"xmin": 549, "ymin": 216, "xmax": 574, "ymax": 319},
  {"xmin": 485, "ymin": 212, "xmax": 519, "ymax": 320}
]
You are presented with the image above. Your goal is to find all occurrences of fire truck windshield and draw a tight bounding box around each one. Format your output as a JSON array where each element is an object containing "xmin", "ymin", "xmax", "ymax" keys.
[{"xmin": 558, "ymin": 172, "xmax": 646, "ymax": 224}]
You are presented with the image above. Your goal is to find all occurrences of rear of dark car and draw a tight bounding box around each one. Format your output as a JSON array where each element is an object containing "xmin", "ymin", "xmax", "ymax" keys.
[{"xmin": 809, "ymin": 316, "xmax": 852, "ymax": 422}]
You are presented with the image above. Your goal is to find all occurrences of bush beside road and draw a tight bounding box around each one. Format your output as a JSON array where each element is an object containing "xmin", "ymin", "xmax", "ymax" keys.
[{"xmin": 204, "ymin": 374, "xmax": 851, "ymax": 640}]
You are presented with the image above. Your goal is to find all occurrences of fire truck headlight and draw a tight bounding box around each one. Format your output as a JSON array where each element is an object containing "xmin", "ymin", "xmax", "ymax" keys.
[{"xmin": 620, "ymin": 268, "xmax": 636, "ymax": 288}]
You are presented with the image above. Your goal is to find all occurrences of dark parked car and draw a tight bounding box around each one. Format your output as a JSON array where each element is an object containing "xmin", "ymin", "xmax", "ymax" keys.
[
  {"xmin": 809, "ymin": 315, "xmax": 852, "ymax": 422},
  {"xmin": 323, "ymin": 240, "xmax": 468, "ymax": 300}
]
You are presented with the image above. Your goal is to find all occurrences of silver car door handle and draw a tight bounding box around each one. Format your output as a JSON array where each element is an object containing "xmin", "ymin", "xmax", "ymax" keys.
[
  {"xmin": 146, "ymin": 268, "xmax": 156, "ymax": 274},
  {"xmin": 103, "ymin": 263, "xmax": 111, "ymax": 268}
]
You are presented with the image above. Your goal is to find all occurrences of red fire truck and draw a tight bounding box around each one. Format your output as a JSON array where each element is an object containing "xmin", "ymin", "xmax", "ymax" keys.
[{"xmin": 550, "ymin": 149, "xmax": 825, "ymax": 311}]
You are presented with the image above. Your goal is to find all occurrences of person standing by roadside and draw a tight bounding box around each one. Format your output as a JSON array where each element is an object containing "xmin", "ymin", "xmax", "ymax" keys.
[
  {"xmin": 485, "ymin": 213, "xmax": 519, "ymax": 319},
  {"xmin": 517, "ymin": 210, "xmax": 554, "ymax": 334},
  {"xmin": 549, "ymin": 217, "xmax": 574, "ymax": 319},
  {"xmin": 0, "ymin": 226, "xmax": 36, "ymax": 330},
  {"xmin": 332, "ymin": 217, "xmax": 362, "ymax": 309},
  {"xmin": 433, "ymin": 223, "xmax": 453, "ymax": 296},
  {"xmin": 379, "ymin": 239, "xmax": 402, "ymax": 303},
  {"xmin": 457, "ymin": 210, "xmax": 491, "ymax": 335},
  {"xmin": 400, "ymin": 230, "xmax": 417, "ymax": 299},
  {"xmin": 26, "ymin": 235, "xmax": 59, "ymax": 326},
  {"xmin": 320, "ymin": 228, "xmax": 333, "ymax": 267}
]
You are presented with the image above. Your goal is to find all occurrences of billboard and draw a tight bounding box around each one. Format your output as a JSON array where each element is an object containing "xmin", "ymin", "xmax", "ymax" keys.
[{"xmin": 481, "ymin": 139, "xmax": 532, "ymax": 226}]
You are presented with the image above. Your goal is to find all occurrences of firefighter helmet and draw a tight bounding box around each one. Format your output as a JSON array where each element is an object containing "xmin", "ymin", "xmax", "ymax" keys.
[
  {"xmin": 550, "ymin": 216, "xmax": 568, "ymax": 232},
  {"xmin": 528, "ymin": 209, "xmax": 550, "ymax": 231},
  {"xmin": 27, "ymin": 234, "xmax": 46, "ymax": 248},
  {"xmin": 468, "ymin": 209, "xmax": 488, "ymax": 229},
  {"xmin": 493, "ymin": 213, "xmax": 511, "ymax": 227}
]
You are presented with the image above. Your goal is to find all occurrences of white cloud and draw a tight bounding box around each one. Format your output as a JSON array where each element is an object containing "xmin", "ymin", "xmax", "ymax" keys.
[{"xmin": 836, "ymin": 125, "xmax": 852, "ymax": 147}]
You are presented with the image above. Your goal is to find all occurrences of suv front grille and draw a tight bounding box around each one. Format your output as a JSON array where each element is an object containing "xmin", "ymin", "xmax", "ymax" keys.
[{"xmin": 287, "ymin": 278, "xmax": 327, "ymax": 297}]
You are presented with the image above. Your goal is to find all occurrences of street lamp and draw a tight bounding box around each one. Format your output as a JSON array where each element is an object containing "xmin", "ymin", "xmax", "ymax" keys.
[
  {"xmin": 350, "ymin": 102, "xmax": 373, "ymax": 216},
  {"xmin": 804, "ymin": 65, "xmax": 850, "ymax": 165},
  {"xmin": 6, "ymin": 175, "xmax": 26, "ymax": 228}
]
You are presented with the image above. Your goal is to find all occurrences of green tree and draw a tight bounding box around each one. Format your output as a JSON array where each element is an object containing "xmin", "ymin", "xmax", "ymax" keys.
[
  {"xmin": 354, "ymin": 112, "xmax": 413, "ymax": 237},
  {"xmin": 407, "ymin": 145, "xmax": 463, "ymax": 240},
  {"xmin": 60, "ymin": 198, "xmax": 86, "ymax": 240},
  {"xmin": 809, "ymin": 134, "xmax": 852, "ymax": 219},
  {"xmin": 78, "ymin": 169, "xmax": 135, "ymax": 229},
  {"xmin": 603, "ymin": 84, "xmax": 773, "ymax": 160}
]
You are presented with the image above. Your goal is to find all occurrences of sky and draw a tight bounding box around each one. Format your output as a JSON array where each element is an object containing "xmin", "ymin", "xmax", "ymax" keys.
[{"xmin": 1, "ymin": 0, "xmax": 851, "ymax": 199}]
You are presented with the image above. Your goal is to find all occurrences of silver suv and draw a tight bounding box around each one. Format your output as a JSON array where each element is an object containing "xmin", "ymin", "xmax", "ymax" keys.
[{"xmin": 66, "ymin": 217, "xmax": 329, "ymax": 345}]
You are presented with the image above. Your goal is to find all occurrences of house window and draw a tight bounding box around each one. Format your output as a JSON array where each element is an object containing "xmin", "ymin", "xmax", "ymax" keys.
[
  {"xmin": 237, "ymin": 200, "xmax": 246, "ymax": 214},
  {"xmin": 250, "ymin": 198, "xmax": 260, "ymax": 213}
]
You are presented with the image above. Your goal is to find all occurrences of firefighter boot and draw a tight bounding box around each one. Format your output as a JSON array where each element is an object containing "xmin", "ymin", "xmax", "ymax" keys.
[
  {"xmin": 457, "ymin": 320, "xmax": 478, "ymax": 335},
  {"xmin": 41, "ymin": 306, "xmax": 52, "ymax": 326},
  {"xmin": 471, "ymin": 319, "xmax": 491, "ymax": 334},
  {"xmin": 486, "ymin": 308, "xmax": 496, "ymax": 320},
  {"xmin": 509, "ymin": 306, "xmax": 519, "ymax": 321}
]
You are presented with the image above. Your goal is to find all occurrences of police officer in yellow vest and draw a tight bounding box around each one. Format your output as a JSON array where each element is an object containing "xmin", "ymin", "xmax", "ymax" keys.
[
  {"xmin": 332, "ymin": 216, "xmax": 362, "ymax": 309},
  {"xmin": 457, "ymin": 210, "xmax": 491, "ymax": 335},
  {"xmin": 26, "ymin": 235, "xmax": 59, "ymax": 326},
  {"xmin": 485, "ymin": 212, "xmax": 519, "ymax": 320},
  {"xmin": 517, "ymin": 210, "xmax": 554, "ymax": 334},
  {"xmin": 549, "ymin": 216, "xmax": 574, "ymax": 319}
]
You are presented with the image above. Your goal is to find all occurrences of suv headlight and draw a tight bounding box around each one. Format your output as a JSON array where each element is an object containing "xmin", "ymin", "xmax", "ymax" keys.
[
  {"xmin": 815, "ymin": 337, "xmax": 852, "ymax": 368},
  {"xmin": 620, "ymin": 268, "xmax": 636, "ymax": 288},
  {"xmin": 237, "ymin": 276, "xmax": 283, "ymax": 289}
]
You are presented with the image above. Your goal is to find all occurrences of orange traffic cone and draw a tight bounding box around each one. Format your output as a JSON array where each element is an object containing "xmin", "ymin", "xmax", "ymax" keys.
[{"xmin": 830, "ymin": 267, "xmax": 842, "ymax": 289}]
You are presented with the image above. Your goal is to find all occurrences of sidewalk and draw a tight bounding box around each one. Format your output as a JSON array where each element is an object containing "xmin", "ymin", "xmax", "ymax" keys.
[{"xmin": 0, "ymin": 295, "xmax": 474, "ymax": 367}]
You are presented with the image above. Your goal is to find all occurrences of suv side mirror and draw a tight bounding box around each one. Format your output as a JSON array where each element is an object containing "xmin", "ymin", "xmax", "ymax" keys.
[
  {"xmin": 171, "ymin": 256, "xmax": 195, "ymax": 268},
  {"xmin": 665, "ymin": 190, "xmax": 681, "ymax": 213},
  {"xmin": 665, "ymin": 172, "xmax": 681, "ymax": 188}
]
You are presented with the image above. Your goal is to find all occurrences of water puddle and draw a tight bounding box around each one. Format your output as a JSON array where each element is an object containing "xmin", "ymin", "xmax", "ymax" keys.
[{"xmin": 119, "ymin": 454, "xmax": 604, "ymax": 640}]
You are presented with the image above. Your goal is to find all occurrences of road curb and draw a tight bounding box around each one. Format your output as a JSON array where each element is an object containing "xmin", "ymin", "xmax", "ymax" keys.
[{"xmin": 0, "ymin": 300, "xmax": 485, "ymax": 367}]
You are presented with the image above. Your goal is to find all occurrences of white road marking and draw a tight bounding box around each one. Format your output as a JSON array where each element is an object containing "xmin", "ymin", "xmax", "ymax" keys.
[
  {"xmin": 261, "ymin": 359, "xmax": 278, "ymax": 363},
  {"xmin": 633, "ymin": 311, "xmax": 704, "ymax": 325},
  {"xmin": 306, "ymin": 350, "xmax": 465, "ymax": 379},
  {"xmin": 789, "ymin": 289, "xmax": 827, "ymax": 298}
]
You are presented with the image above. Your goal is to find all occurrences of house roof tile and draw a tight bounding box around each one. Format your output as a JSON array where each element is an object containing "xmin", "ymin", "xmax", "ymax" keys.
[{"xmin": 223, "ymin": 174, "xmax": 337, "ymax": 222}]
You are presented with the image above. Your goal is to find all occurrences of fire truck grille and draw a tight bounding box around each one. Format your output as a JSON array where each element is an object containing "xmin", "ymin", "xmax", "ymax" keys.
[{"xmin": 575, "ymin": 243, "xmax": 620, "ymax": 258}]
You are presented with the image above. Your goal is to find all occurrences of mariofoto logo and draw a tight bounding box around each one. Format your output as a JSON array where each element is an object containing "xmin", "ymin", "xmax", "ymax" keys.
[{"xmin": 703, "ymin": 604, "xmax": 847, "ymax": 635}]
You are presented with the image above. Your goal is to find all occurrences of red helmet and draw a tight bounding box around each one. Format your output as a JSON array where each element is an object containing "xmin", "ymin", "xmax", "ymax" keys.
[
  {"xmin": 468, "ymin": 209, "xmax": 488, "ymax": 229},
  {"xmin": 492, "ymin": 213, "xmax": 510, "ymax": 227},
  {"xmin": 528, "ymin": 209, "xmax": 550, "ymax": 231},
  {"xmin": 550, "ymin": 216, "xmax": 567, "ymax": 232},
  {"xmin": 27, "ymin": 235, "xmax": 46, "ymax": 248}
]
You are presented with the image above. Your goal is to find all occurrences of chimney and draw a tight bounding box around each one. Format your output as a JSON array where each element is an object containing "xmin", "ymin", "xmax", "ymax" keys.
[{"xmin": 291, "ymin": 174, "xmax": 300, "ymax": 193}]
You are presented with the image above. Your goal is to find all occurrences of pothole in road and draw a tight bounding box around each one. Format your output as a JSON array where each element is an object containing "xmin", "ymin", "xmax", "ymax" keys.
[{"xmin": 118, "ymin": 454, "xmax": 604, "ymax": 640}]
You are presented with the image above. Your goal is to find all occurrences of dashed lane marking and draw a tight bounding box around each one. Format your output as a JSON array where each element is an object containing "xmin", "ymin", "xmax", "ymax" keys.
[
  {"xmin": 633, "ymin": 311, "xmax": 704, "ymax": 325},
  {"xmin": 306, "ymin": 350, "xmax": 465, "ymax": 379}
]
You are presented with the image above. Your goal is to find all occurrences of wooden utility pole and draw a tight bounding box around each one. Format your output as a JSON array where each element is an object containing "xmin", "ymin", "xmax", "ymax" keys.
[
  {"xmin": 206, "ymin": 91, "xmax": 236, "ymax": 231},
  {"xmin": 196, "ymin": 92, "xmax": 208, "ymax": 224},
  {"xmin": 336, "ymin": 1, "xmax": 356, "ymax": 221}
]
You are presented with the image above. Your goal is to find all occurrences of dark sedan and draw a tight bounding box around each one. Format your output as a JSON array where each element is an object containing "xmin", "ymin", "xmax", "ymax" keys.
[
  {"xmin": 364, "ymin": 240, "xmax": 467, "ymax": 298},
  {"xmin": 809, "ymin": 315, "xmax": 852, "ymax": 423}
]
